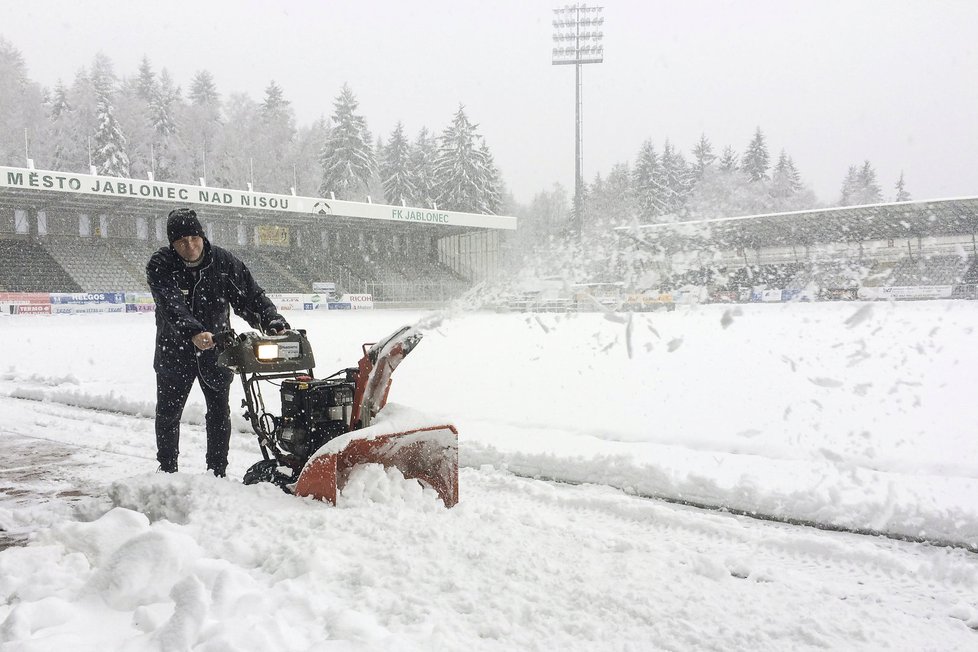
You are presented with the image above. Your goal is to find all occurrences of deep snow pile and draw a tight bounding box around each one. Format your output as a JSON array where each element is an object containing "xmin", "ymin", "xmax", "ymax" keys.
[{"xmin": 1, "ymin": 302, "xmax": 978, "ymax": 649}]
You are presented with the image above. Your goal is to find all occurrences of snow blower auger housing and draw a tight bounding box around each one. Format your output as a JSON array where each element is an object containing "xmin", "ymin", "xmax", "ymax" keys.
[{"xmin": 215, "ymin": 326, "xmax": 458, "ymax": 507}]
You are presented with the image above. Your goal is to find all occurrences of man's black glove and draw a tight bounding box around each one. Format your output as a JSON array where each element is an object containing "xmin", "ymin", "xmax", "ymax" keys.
[{"xmin": 265, "ymin": 318, "xmax": 289, "ymax": 335}]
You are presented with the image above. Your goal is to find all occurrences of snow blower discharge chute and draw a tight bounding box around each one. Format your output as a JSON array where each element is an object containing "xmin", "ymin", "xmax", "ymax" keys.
[{"xmin": 214, "ymin": 326, "xmax": 458, "ymax": 507}]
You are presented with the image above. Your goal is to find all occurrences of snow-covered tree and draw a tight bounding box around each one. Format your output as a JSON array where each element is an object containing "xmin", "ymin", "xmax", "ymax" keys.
[
  {"xmin": 839, "ymin": 165, "xmax": 860, "ymax": 206},
  {"xmin": 151, "ymin": 69, "xmax": 179, "ymax": 139},
  {"xmin": 0, "ymin": 37, "xmax": 47, "ymax": 167},
  {"xmin": 432, "ymin": 105, "xmax": 499, "ymax": 213},
  {"xmin": 212, "ymin": 92, "xmax": 260, "ymax": 189},
  {"xmin": 686, "ymin": 167, "xmax": 762, "ymax": 219},
  {"xmin": 659, "ymin": 140, "xmax": 692, "ymax": 216},
  {"xmin": 181, "ymin": 70, "xmax": 222, "ymax": 184},
  {"xmin": 381, "ymin": 122, "xmax": 415, "ymax": 205},
  {"xmin": 741, "ymin": 127, "xmax": 769, "ymax": 182},
  {"xmin": 47, "ymin": 79, "xmax": 83, "ymax": 170},
  {"xmin": 840, "ymin": 160, "xmax": 882, "ymax": 206},
  {"xmin": 408, "ymin": 127, "xmax": 437, "ymax": 207},
  {"xmin": 771, "ymin": 150, "xmax": 802, "ymax": 199},
  {"xmin": 292, "ymin": 118, "xmax": 329, "ymax": 196},
  {"xmin": 318, "ymin": 84, "xmax": 375, "ymax": 200},
  {"xmin": 521, "ymin": 182, "xmax": 570, "ymax": 248},
  {"xmin": 856, "ymin": 161, "xmax": 882, "ymax": 203},
  {"xmin": 49, "ymin": 80, "xmax": 71, "ymax": 120},
  {"xmin": 588, "ymin": 163, "xmax": 638, "ymax": 230},
  {"xmin": 148, "ymin": 69, "xmax": 182, "ymax": 181},
  {"xmin": 114, "ymin": 75, "xmax": 155, "ymax": 180},
  {"xmin": 136, "ymin": 55, "xmax": 156, "ymax": 101},
  {"xmin": 633, "ymin": 140, "xmax": 664, "ymax": 220},
  {"xmin": 189, "ymin": 70, "xmax": 219, "ymax": 107},
  {"xmin": 90, "ymin": 53, "xmax": 130, "ymax": 177},
  {"xmin": 691, "ymin": 133, "xmax": 716, "ymax": 179},
  {"xmin": 895, "ymin": 171, "xmax": 911, "ymax": 202},
  {"xmin": 718, "ymin": 145, "xmax": 738, "ymax": 172},
  {"xmin": 478, "ymin": 141, "xmax": 503, "ymax": 214},
  {"xmin": 253, "ymin": 80, "xmax": 296, "ymax": 192}
]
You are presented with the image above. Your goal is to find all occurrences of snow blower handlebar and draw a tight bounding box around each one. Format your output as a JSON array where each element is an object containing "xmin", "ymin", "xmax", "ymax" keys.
[{"xmin": 214, "ymin": 328, "xmax": 318, "ymax": 460}]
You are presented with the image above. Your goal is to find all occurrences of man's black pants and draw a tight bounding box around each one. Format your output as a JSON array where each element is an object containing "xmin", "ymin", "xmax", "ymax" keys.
[{"xmin": 155, "ymin": 368, "xmax": 232, "ymax": 476}]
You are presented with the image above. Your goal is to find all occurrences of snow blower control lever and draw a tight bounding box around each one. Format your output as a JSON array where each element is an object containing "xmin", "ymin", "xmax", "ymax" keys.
[{"xmin": 214, "ymin": 326, "xmax": 459, "ymax": 507}]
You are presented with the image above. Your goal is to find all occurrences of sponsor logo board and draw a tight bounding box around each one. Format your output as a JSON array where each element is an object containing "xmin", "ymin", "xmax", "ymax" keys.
[
  {"xmin": 14, "ymin": 304, "xmax": 52, "ymax": 314},
  {"xmin": 50, "ymin": 292, "xmax": 126, "ymax": 304},
  {"xmin": 0, "ymin": 292, "xmax": 51, "ymax": 304}
]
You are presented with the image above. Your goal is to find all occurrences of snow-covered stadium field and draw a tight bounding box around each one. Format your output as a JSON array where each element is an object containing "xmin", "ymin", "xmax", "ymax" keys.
[{"xmin": 1, "ymin": 301, "xmax": 977, "ymax": 649}]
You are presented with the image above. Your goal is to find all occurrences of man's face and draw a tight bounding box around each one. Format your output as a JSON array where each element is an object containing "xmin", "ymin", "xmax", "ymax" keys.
[{"xmin": 173, "ymin": 235, "xmax": 204, "ymax": 263}]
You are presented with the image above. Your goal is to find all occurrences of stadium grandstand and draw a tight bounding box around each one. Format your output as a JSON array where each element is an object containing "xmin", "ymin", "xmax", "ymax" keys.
[
  {"xmin": 615, "ymin": 197, "xmax": 978, "ymax": 305},
  {"xmin": 0, "ymin": 165, "xmax": 516, "ymax": 306}
]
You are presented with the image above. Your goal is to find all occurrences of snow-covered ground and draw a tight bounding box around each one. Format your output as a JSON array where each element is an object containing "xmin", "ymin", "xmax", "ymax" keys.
[{"xmin": 1, "ymin": 301, "xmax": 977, "ymax": 649}]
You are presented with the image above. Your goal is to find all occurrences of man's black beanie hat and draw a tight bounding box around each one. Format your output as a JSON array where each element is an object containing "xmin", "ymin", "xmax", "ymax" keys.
[{"xmin": 166, "ymin": 208, "xmax": 205, "ymax": 243}]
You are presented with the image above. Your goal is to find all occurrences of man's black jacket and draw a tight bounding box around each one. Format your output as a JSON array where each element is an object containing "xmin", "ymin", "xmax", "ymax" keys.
[{"xmin": 147, "ymin": 240, "xmax": 284, "ymax": 388}]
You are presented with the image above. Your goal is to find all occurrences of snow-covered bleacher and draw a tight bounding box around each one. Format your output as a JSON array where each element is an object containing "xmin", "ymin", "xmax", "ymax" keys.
[
  {"xmin": 41, "ymin": 238, "xmax": 144, "ymax": 292},
  {"xmin": 0, "ymin": 238, "xmax": 81, "ymax": 293}
]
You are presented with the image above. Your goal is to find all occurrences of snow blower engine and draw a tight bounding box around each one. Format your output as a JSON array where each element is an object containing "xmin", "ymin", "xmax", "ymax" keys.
[{"xmin": 214, "ymin": 326, "xmax": 458, "ymax": 507}]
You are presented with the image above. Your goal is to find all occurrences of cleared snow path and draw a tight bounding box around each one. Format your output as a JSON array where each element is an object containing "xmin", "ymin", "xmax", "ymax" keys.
[{"xmin": 2, "ymin": 396, "xmax": 978, "ymax": 650}]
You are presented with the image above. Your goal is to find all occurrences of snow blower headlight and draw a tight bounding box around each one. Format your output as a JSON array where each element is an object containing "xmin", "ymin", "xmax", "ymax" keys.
[
  {"xmin": 217, "ymin": 330, "xmax": 314, "ymax": 374},
  {"xmin": 255, "ymin": 342, "xmax": 279, "ymax": 361}
]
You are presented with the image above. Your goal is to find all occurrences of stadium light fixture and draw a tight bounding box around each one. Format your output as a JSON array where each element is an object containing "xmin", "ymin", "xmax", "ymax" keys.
[{"xmin": 552, "ymin": 4, "xmax": 604, "ymax": 237}]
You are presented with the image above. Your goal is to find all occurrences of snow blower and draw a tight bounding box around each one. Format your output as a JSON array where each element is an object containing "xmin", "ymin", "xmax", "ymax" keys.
[{"xmin": 214, "ymin": 326, "xmax": 458, "ymax": 507}]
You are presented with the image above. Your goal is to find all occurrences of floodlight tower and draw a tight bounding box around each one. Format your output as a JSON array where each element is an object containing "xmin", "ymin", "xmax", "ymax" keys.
[{"xmin": 552, "ymin": 4, "xmax": 604, "ymax": 237}]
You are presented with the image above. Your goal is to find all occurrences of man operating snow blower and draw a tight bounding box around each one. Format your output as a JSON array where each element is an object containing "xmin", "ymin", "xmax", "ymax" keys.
[{"xmin": 146, "ymin": 207, "xmax": 289, "ymax": 477}]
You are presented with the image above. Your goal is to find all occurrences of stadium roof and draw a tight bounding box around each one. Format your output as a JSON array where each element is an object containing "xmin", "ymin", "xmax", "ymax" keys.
[
  {"xmin": 616, "ymin": 197, "xmax": 978, "ymax": 252},
  {"xmin": 0, "ymin": 165, "xmax": 516, "ymax": 235}
]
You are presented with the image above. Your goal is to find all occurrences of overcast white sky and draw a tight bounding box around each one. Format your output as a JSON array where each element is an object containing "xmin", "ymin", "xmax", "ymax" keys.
[{"xmin": 4, "ymin": 0, "xmax": 978, "ymax": 206}]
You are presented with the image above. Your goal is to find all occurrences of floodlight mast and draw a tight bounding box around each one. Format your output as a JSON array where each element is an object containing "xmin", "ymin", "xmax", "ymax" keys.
[{"xmin": 552, "ymin": 4, "xmax": 604, "ymax": 238}]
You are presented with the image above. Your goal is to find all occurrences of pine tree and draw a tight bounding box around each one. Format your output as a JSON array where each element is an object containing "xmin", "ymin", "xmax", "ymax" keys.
[
  {"xmin": 432, "ymin": 105, "xmax": 499, "ymax": 213},
  {"xmin": 660, "ymin": 140, "xmax": 692, "ymax": 215},
  {"xmin": 633, "ymin": 140, "xmax": 662, "ymax": 220},
  {"xmin": 381, "ymin": 122, "xmax": 415, "ymax": 205},
  {"xmin": 859, "ymin": 161, "xmax": 883, "ymax": 204},
  {"xmin": 771, "ymin": 150, "xmax": 802, "ymax": 199},
  {"xmin": 838, "ymin": 160, "xmax": 884, "ymax": 206},
  {"xmin": 523, "ymin": 182, "xmax": 570, "ymax": 246},
  {"xmin": 151, "ymin": 69, "xmax": 178, "ymax": 139},
  {"xmin": 255, "ymin": 80, "xmax": 296, "ymax": 192},
  {"xmin": 318, "ymin": 83, "xmax": 375, "ymax": 200},
  {"xmin": 90, "ymin": 53, "xmax": 130, "ymax": 177},
  {"xmin": 0, "ymin": 37, "xmax": 47, "ymax": 167},
  {"xmin": 587, "ymin": 163, "xmax": 638, "ymax": 230},
  {"xmin": 51, "ymin": 68, "xmax": 98, "ymax": 173},
  {"xmin": 149, "ymin": 69, "xmax": 181, "ymax": 180},
  {"xmin": 46, "ymin": 79, "xmax": 75, "ymax": 171},
  {"xmin": 691, "ymin": 134, "xmax": 716, "ymax": 179},
  {"xmin": 181, "ymin": 70, "xmax": 222, "ymax": 185},
  {"xmin": 261, "ymin": 81, "xmax": 289, "ymax": 120},
  {"xmin": 478, "ymin": 142, "xmax": 503, "ymax": 214},
  {"xmin": 895, "ymin": 171, "xmax": 911, "ymax": 202},
  {"xmin": 408, "ymin": 127, "xmax": 437, "ymax": 208},
  {"xmin": 839, "ymin": 165, "xmax": 860, "ymax": 206},
  {"xmin": 136, "ymin": 55, "xmax": 156, "ymax": 100},
  {"xmin": 718, "ymin": 146, "xmax": 738, "ymax": 172},
  {"xmin": 50, "ymin": 80, "xmax": 71, "ymax": 120},
  {"xmin": 189, "ymin": 70, "xmax": 219, "ymax": 107},
  {"xmin": 741, "ymin": 127, "xmax": 769, "ymax": 182}
]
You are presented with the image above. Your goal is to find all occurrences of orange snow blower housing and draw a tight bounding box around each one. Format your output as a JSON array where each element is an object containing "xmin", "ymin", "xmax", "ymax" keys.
[{"xmin": 215, "ymin": 326, "xmax": 458, "ymax": 507}]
